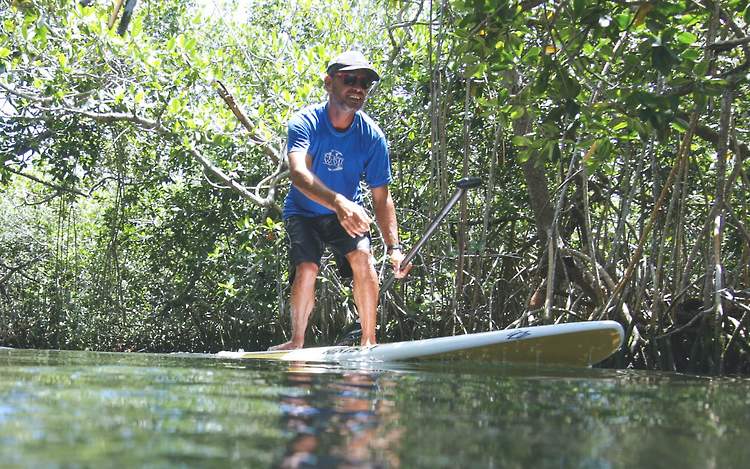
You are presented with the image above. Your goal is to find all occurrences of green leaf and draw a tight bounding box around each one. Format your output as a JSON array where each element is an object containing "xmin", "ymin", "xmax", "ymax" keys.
[
  {"xmin": 681, "ymin": 48, "xmax": 700, "ymax": 62},
  {"xmin": 130, "ymin": 16, "xmax": 144, "ymax": 37},
  {"xmin": 676, "ymin": 32, "xmax": 697, "ymax": 45},
  {"xmin": 516, "ymin": 148, "xmax": 531, "ymax": 164},
  {"xmin": 651, "ymin": 44, "xmax": 679, "ymax": 75},
  {"xmin": 612, "ymin": 120, "xmax": 628, "ymax": 132},
  {"xmin": 510, "ymin": 106, "xmax": 526, "ymax": 120},
  {"xmin": 584, "ymin": 139, "xmax": 612, "ymax": 171},
  {"xmin": 167, "ymin": 97, "xmax": 181, "ymax": 115},
  {"xmin": 0, "ymin": 48, "xmax": 10, "ymax": 59},
  {"xmin": 511, "ymin": 135, "xmax": 531, "ymax": 147},
  {"xmin": 615, "ymin": 13, "xmax": 632, "ymax": 29},
  {"xmin": 526, "ymin": 46, "xmax": 541, "ymax": 60},
  {"xmin": 694, "ymin": 59, "xmax": 709, "ymax": 77},
  {"xmin": 146, "ymin": 55, "xmax": 161, "ymax": 69},
  {"xmin": 544, "ymin": 141, "xmax": 556, "ymax": 162},
  {"xmin": 693, "ymin": 91, "xmax": 707, "ymax": 111},
  {"xmin": 670, "ymin": 118, "xmax": 688, "ymax": 133},
  {"xmin": 628, "ymin": 118, "xmax": 648, "ymax": 138},
  {"xmin": 34, "ymin": 24, "xmax": 48, "ymax": 46},
  {"xmin": 558, "ymin": 69, "xmax": 581, "ymax": 99},
  {"xmin": 466, "ymin": 62, "xmax": 487, "ymax": 78},
  {"xmin": 573, "ymin": 0, "xmax": 586, "ymax": 16}
]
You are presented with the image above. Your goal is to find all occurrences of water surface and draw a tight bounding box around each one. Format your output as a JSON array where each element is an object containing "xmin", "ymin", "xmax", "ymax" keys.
[{"xmin": 1, "ymin": 348, "xmax": 748, "ymax": 468}]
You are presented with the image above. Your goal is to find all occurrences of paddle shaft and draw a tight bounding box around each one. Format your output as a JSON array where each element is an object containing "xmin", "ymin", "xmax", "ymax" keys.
[{"xmin": 380, "ymin": 176, "xmax": 481, "ymax": 293}]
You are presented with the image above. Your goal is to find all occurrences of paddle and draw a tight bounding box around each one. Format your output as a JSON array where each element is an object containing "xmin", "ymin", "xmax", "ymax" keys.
[
  {"xmin": 380, "ymin": 176, "xmax": 482, "ymax": 293},
  {"xmin": 335, "ymin": 176, "xmax": 482, "ymax": 345}
]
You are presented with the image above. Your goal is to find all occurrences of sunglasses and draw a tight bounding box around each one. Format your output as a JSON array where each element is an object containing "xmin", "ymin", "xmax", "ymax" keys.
[{"xmin": 334, "ymin": 72, "xmax": 376, "ymax": 90}]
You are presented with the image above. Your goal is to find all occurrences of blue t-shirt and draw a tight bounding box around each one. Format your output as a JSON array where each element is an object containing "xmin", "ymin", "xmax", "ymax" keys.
[{"xmin": 282, "ymin": 102, "xmax": 391, "ymax": 219}]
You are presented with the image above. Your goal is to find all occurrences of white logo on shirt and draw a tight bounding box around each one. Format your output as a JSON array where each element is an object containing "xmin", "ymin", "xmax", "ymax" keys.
[{"xmin": 323, "ymin": 150, "xmax": 344, "ymax": 172}]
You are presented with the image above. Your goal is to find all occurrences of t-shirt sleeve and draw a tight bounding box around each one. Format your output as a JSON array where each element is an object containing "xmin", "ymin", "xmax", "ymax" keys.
[
  {"xmin": 287, "ymin": 113, "xmax": 311, "ymax": 154},
  {"xmin": 364, "ymin": 134, "xmax": 392, "ymax": 189}
]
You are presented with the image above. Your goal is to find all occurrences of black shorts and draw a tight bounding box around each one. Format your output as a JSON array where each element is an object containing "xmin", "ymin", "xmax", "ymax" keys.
[{"xmin": 285, "ymin": 214, "xmax": 371, "ymax": 280}]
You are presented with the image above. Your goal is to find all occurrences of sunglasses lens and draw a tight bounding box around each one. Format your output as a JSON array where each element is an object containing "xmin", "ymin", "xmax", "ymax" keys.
[{"xmin": 338, "ymin": 73, "xmax": 374, "ymax": 89}]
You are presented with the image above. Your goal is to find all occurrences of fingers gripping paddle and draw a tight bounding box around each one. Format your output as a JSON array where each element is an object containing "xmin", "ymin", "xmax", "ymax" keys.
[{"xmin": 336, "ymin": 177, "xmax": 482, "ymax": 345}]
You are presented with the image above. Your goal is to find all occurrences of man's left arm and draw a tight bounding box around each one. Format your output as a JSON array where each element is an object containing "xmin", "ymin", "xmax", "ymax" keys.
[{"xmin": 372, "ymin": 185, "xmax": 410, "ymax": 279}]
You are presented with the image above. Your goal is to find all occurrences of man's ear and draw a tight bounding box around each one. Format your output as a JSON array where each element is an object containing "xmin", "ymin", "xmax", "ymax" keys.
[{"xmin": 323, "ymin": 74, "xmax": 332, "ymax": 92}]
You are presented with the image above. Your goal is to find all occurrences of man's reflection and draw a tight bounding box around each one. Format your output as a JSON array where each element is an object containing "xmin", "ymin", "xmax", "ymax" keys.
[{"xmin": 276, "ymin": 365, "xmax": 402, "ymax": 468}]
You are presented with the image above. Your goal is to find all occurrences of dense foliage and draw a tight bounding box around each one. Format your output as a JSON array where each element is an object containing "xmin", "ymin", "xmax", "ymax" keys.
[{"xmin": 1, "ymin": 0, "xmax": 748, "ymax": 374}]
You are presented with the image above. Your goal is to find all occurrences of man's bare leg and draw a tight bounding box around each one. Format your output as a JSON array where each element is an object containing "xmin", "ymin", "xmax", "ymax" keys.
[
  {"xmin": 268, "ymin": 262, "xmax": 318, "ymax": 351},
  {"xmin": 346, "ymin": 249, "xmax": 379, "ymax": 346}
]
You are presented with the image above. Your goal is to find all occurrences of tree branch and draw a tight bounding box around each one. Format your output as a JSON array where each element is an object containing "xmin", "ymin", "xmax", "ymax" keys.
[
  {"xmin": 2, "ymin": 83, "xmax": 282, "ymax": 209},
  {"xmin": 3, "ymin": 166, "xmax": 88, "ymax": 197},
  {"xmin": 709, "ymin": 36, "xmax": 750, "ymax": 52},
  {"xmin": 0, "ymin": 255, "xmax": 45, "ymax": 286},
  {"xmin": 215, "ymin": 80, "xmax": 283, "ymax": 166},
  {"xmin": 188, "ymin": 147, "xmax": 279, "ymax": 210}
]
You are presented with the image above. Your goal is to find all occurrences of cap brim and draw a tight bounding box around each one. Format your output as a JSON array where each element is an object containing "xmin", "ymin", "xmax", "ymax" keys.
[{"xmin": 333, "ymin": 65, "xmax": 380, "ymax": 81}]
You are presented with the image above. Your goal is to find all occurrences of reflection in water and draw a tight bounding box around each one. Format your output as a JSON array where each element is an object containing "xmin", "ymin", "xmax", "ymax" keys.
[
  {"xmin": 1, "ymin": 349, "xmax": 750, "ymax": 468},
  {"xmin": 276, "ymin": 364, "xmax": 401, "ymax": 468}
]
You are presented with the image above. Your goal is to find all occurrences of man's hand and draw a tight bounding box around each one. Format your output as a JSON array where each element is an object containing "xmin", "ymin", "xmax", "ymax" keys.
[
  {"xmin": 389, "ymin": 248, "xmax": 412, "ymax": 279},
  {"xmin": 333, "ymin": 194, "xmax": 372, "ymax": 237}
]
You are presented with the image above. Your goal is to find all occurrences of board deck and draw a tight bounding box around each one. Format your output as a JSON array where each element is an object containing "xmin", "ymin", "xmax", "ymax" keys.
[{"xmin": 217, "ymin": 320, "xmax": 624, "ymax": 367}]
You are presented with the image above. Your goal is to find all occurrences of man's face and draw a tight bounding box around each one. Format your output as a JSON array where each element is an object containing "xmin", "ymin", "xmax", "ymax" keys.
[{"xmin": 327, "ymin": 71, "xmax": 375, "ymax": 112}]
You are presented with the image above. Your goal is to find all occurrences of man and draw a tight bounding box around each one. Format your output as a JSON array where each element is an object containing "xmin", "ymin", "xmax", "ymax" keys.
[{"xmin": 269, "ymin": 50, "xmax": 410, "ymax": 351}]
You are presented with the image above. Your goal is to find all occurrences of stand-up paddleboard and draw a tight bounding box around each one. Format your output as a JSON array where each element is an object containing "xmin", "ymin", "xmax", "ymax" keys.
[{"xmin": 217, "ymin": 320, "xmax": 624, "ymax": 367}]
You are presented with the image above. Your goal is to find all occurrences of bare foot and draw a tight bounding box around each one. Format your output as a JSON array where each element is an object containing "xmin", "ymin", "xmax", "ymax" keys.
[{"xmin": 268, "ymin": 341, "xmax": 303, "ymax": 351}]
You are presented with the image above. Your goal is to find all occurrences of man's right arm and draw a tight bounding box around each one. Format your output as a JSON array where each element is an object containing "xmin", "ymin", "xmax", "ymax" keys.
[{"xmin": 288, "ymin": 151, "xmax": 371, "ymax": 237}]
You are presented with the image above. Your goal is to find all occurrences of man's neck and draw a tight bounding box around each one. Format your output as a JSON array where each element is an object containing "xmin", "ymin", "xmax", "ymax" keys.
[{"xmin": 327, "ymin": 100, "xmax": 356, "ymax": 131}]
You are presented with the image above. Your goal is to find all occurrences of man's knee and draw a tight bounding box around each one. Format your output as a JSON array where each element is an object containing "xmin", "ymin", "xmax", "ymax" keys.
[
  {"xmin": 294, "ymin": 262, "xmax": 319, "ymax": 284},
  {"xmin": 346, "ymin": 249, "xmax": 374, "ymax": 275}
]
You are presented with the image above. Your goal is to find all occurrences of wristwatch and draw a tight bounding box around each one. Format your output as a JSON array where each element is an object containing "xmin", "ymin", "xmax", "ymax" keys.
[{"xmin": 387, "ymin": 244, "xmax": 402, "ymax": 254}]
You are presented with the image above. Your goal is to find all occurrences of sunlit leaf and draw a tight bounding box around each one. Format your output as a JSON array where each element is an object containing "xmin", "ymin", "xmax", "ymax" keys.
[
  {"xmin": 615, "ymin": 13, "xmax": 631, "ymax": 29},
  {"xmin": 681, "ymin": 48, "xmax": 700, "ymax": 62},
  {"xmin": 511, "ymin": 135, "xmax": 531, "ymax": 147},
  {"xmin": 676, "ymin": 32, "xmax": 697, "ymax": 45},
  {"xmin": 510, "ymin": 106, "xmax": 526, "ymax": 120},
  {"xmin": 130, "ymin": 15, "xmax": 143, "ymax": 37},
  {"xmin": 670, "ymin": 119, "xmax": 688, "ymax": 133},
  {"xmin": 612, "ymin": 121, "xmax": 628, "ymax": 132}
]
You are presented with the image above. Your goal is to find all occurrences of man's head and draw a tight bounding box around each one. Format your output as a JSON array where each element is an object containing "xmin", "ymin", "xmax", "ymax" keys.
[{"xmin": 324, "ymin": 50, "xmax": 380, "ymax": 113}]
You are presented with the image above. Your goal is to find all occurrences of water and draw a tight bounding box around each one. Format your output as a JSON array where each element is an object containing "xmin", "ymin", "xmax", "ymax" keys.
[{"xmin": 1, "ymin": 348, "xmax": 749, "ymax": 468}]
